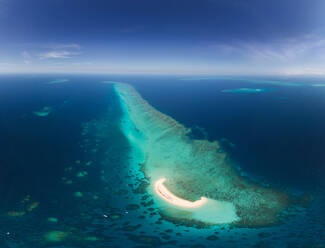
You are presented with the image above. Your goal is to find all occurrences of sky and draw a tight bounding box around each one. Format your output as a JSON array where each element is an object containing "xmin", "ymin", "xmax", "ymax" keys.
[{"xmin": 0, "ymin": 0, "xmax": 325, "ymax": 75}]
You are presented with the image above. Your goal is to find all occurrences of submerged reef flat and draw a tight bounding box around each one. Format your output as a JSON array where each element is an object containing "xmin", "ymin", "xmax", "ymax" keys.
[
  {"xmin": 180, "ymin": 77, "xmax": 302, "ymax": 86},
  {"xmin": 101, "ymin": 80, "xmax": 126, "ymax": 84},
  {"xmin": 47, "ymin": 79, "xmax": 69, "ymax": 84},
  {"xmin": 221, "ymin": 88, "xmax": 271, "ymax": 93},
  {"xmin": 33, "ymin": 106, "xmax": 53, "ymax": 117},
  {"xmin": 114, "ymin": 83, "xmax": 289, "ymax": 227}
]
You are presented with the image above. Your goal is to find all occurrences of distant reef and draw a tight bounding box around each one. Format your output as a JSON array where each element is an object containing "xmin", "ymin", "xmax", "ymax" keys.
[
  {"xmin": 33, "ymin": 106, "xmax": 53, "ymax": 117},
  {"xmin": 221, "ymin": 88, "xmax": 272, "ymax": 93},
  {"xmin": 47, "ymin": 79, "xmax": 69, "ymax": 84}
]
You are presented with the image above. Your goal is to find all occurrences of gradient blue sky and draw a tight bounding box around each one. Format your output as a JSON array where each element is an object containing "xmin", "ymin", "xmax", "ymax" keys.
[{"xmin": 1, "ymin": 0, "xmax": 325, "ymax": 75}]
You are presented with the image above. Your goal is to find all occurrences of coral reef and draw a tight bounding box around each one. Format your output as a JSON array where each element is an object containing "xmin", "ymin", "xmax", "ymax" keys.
[{"xmin": 114, "ymin": 83, "xmax": 289, "ymax": 227}]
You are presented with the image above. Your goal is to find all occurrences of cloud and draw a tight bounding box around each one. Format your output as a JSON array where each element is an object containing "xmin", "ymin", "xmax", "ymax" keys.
[
  {"xmin": 245, "ymin": 37, "xmax": 325, "ymax": 62},
  {"xmin": 208, "ymin": 33, "xmax": 325, "ymax": 68},
  {"xmin": 21, "ymin": 51, "xmax": 32, "ymax": 65},
  {"xmin": 39, "ymin": 43, "xmax": 81, "ymax": 59},
  {"xmin": 284, "ymin": 67, "xmax": 325, "ymax": 76},
  {"xmin": 190, "ymin": 33, "xmax": 325, "ymax": 75},
  {"xmin": 0, "ymin": 62, "xmax": 10, "ymax": 66},
  {"xmin": 71, "ymin": 62, "xmax": 93, "ymax": 66},
  {"xmin": 21, "ymin": 51, "xmax": 32, "ymax": 64},
  {"xmin": 39, "ymin": 50, "xmax": 80, "ymax": 59},
  {"xmin": 51, "ymin": 43, "xmax": 81, "ymax": 50},
  {"xmin": 21, "ymin": 51, "xmax": 31, "ymax": 59}
]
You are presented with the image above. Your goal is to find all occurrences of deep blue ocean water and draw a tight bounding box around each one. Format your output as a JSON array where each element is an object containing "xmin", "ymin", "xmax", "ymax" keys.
[{"xmin": 0, "ymin": 74, "xmax": 324, "ymax": 247}]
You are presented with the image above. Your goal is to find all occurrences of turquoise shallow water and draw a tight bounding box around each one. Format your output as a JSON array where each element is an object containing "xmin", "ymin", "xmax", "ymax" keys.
[
  {"xmin": 221, "ymin": 88, "xmax": 273, "ymax": 93},
  {"xmin": 0, "ymin": 75, "xmax": 324, "ymax": 247}
]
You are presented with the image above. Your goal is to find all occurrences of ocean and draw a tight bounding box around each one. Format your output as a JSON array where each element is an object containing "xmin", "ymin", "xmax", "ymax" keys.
[{"xmin": 0, "ymin": 74, "xmax": 324, "ymax": 247}]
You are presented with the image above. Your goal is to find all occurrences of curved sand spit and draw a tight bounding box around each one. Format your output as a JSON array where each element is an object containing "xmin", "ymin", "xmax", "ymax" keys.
[{"xmin": 155, "ymin": 178, "xmax": 208, "ymax": 208}]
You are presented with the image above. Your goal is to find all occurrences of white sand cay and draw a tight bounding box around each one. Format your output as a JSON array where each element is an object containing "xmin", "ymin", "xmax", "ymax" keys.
[{"xmin": 154, "ymin": 178, "xmax": 208, "ymax": 208}]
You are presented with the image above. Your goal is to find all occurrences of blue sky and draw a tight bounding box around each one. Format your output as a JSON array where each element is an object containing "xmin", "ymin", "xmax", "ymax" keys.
[{"xmin": 0, "ymin": 0, "xmax": 325, "ymax": 75}]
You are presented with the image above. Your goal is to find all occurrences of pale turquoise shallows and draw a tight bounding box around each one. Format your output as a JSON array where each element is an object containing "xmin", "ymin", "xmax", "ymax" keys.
[
  {"xmin": 33, "ymin": 106, "xmax": 53, "ymax": 117},
  {"xmin": 47, "ymin": 79, "xmax": 70, "ymax": 84},
  {"xmin": 221, "ymin": 88, "xmax": 269, "ymax": 93}
]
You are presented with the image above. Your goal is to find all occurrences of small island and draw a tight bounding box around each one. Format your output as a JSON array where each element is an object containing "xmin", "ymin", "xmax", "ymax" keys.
[{"xmin": 114, "ymin": 83, "xmax": 289, "ymax": 227}]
